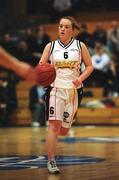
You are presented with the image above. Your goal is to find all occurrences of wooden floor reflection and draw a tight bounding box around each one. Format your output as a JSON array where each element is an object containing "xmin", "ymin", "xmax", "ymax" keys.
[{"xmin": 0, "ymin": 126, "xmax": 119, "ymax": 180}]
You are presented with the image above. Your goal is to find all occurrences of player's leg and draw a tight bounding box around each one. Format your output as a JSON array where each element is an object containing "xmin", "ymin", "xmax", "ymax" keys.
[
  {"xmin": 59, "ymin": 126, "xmax": 69, "ymax": 136},
  {"xmin": 46, "ymin": 120, "xmax": 62, "ymax": 160},
  {"xmin": 46, "ymin": 120, "xmax": 62, "ymax": 173},
  {"xmin": 59, "ymin": 89, "xmax": 79, "ymax": 136},
  {"xmin": 46, "ymin": 88, "xmax": 65, "ymax": 173}
]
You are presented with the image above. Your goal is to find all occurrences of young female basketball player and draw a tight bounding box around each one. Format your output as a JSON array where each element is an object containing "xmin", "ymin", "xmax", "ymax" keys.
[
  {"xmin": 0, "ymin": 16, "xmax": 93, "ymax": 174},
  {"xmin": 38, "ymin": 16, "xmax": 93, "ymax": 173}
]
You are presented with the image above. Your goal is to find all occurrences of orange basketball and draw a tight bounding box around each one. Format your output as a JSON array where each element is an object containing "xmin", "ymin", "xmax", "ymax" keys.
[{"xmin": 34, "ymin": 63, "xmax": 56, "ymax": 87}]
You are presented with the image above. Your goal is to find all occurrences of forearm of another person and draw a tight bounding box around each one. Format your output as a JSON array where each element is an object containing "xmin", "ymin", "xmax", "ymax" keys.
[
  {"xmin": 0, "ymin": 43, "xmax": 51, "ymax": 84},
  {"xmin": 0, "ymin": 47, "xmax": 32, "ymax": 76}
]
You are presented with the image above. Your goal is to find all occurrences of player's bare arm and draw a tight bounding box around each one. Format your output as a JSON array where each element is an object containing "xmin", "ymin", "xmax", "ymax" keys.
[
  {"xmin": 72, "ymin": 42, "xmax": 94, "ymax": 87},
  {"xmin": 79, "ymin": 42, "xmax": 94, "ymax": 81},
  {"xmin": 39, "ymin": 43, "xmax": 51, "ymax": 64}
]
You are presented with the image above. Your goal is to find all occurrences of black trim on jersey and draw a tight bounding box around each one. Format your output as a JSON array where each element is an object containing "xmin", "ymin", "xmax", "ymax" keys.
[
  {"xmin": 77, "ymin": 41, "xmax": 82, "ymax": 63},
  {"xmin": 58, "ymin": 38, "xmax": 74, "ymax": 49},
  {"xmin": 77, "ymin": 87, "xmax": 83, "ymax": 106},
  {"xmin": 65, "ymin": 38, "xmax": 74, "ymax": 49},
  {"xmin": 73, "ymin": 87, "xmax": 83, "ymax": 119},
  {"xmin": 76, "ymin": 40, "xmax": 82, "ymax": 62},
  {"xmin": 49, "ymin": 41, "xmax": 55, "ymax": 56},
  {"xmin": 77, "ymin": 40, "xmax": 83, "ymax": 74},
  {"xmin": 78, "ymin": 41, "xmax": 82, "ymax": 55},
  {"xmin": 76, "ymin": 39, "xmax": 80, "ymax": 50}
]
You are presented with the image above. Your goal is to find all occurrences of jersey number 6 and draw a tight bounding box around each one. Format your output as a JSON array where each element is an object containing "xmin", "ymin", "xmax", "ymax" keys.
[{"xmin": 64, "ymin": 52, "xmax": 68, "ymax": 59}]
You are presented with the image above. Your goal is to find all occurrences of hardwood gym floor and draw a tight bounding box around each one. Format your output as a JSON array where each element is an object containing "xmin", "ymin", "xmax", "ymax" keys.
[{"xmin": 0, "ymin": 126, "xmax": 119, "ymax": 180}]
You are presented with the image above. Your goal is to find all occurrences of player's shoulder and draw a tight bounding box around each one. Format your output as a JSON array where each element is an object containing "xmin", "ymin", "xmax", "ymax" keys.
[
  {"xmin": 80, "ymin": 41, "xmax": 85, "ymax": 47},
  {"xmin": 46, "ymin": 42, "xmax": 52, "ymax": 48},
  {"xmin": 44, "ymin": 42, "xmax": 54, "ymax": 52},
  {"xmin": 79, "ymin": 41, "xmax": 88, "ymax": 50}
]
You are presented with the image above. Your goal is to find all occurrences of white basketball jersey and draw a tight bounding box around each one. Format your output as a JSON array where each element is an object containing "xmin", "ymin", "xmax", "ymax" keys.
[{"xmin": 49, "ymin": 38, "xmax": 82, "ymax": 89}]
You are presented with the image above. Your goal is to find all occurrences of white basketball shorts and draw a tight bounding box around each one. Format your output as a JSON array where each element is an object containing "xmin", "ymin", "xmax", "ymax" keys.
[{"xmin": 49, "ymin": 87, "xmax": 82, "ymax": 128}]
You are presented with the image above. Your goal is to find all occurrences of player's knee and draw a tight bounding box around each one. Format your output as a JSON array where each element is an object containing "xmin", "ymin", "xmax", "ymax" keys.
[
  {"xmin": 59, "ymin": 127, "xmax": 69, "ymax": 136},
  {"xmin": 49, "ymin": 120, "xmax": 62, "ymax": 135}
]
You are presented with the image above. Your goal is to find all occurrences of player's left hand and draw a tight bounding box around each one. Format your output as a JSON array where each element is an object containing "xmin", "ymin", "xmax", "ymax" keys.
[{"xmin": 72, "ymin": 77, "xmax": 82, "ymax": 88}]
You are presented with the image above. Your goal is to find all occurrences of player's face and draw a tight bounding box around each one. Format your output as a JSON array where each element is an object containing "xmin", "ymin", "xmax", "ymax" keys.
[{"xmin": 59, "ymin": 18, "xmax": 74, "ymax": 41}]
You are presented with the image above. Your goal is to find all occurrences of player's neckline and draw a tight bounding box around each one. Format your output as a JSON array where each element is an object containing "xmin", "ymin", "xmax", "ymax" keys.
[{"xmin": 58, "ymin": 38, "xmax": 74, "ymax": 49}]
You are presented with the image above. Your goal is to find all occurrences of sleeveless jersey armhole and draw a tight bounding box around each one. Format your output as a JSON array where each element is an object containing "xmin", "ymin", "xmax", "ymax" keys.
[
  {"xmin": 48, "ymin": 41, "xmax": 55, "ymax": 64},
  {"xmin": 49, "ymin": 41, "xmax": 55, "ymax": 56},
  {"xmin": 77, "ymin": 40, "xmax": 83, "ymax": 74}
]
